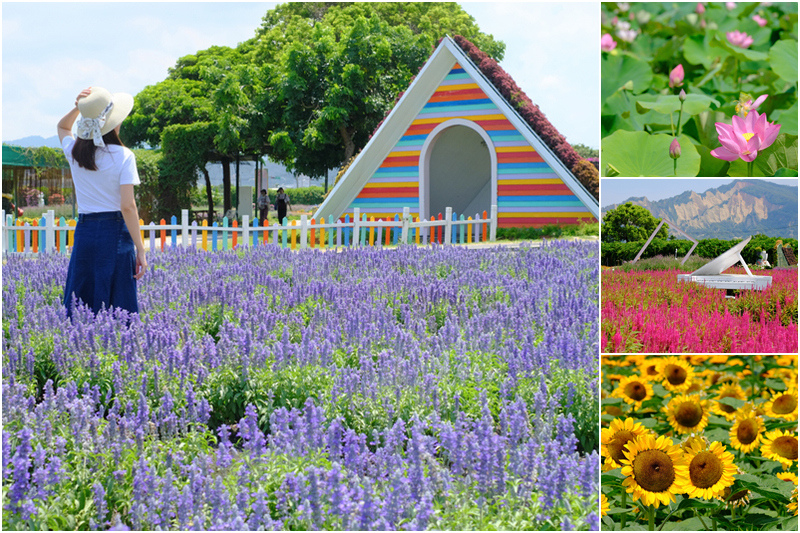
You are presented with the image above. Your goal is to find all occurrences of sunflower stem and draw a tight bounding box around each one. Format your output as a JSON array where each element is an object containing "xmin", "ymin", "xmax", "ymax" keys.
[
  {"xmin": 621, "ymin": 491, "xmax": 628, "ymax": 530},
  {"xmin": 648, "ymin": 505, "xmax": 655, "ymax": 531}
]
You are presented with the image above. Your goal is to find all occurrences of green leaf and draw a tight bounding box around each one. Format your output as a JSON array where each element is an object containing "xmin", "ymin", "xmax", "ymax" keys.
[
  {"xmin": 682, "ymin": 36, "xmax": 715, "ymax": 68},
  {"xmin": 601, "ymin": 131, "xmax": 701, "ymax": 177},
  {"xmin": 602, "ymin": 53, "xmax": 654, "ymax": 101},
  {"xmin": 768, "ymin": 39, "xmax": 798, "ymax": 83},
  {"xmin": 635, "ymin": 94, "xmax": 719, "ymax": 116},
  {"xmin": 713, "ymin": 34, "xmax": 770, "ymax": 62},
  {"xmin": 696, "ymin": 143, "xmax": 730, "ymax": 177},
  {"xmin": 755, "ymin": 134, "xmax": 799, "ymax": 176},
  {"xmin": 772, "ymin": 102, "xmax": 798, "ymax": 137}
]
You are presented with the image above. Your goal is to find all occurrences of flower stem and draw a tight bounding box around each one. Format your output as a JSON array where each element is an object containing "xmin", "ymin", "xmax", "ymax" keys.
[
  {"xmin": 648, "ymin": 505, "xmax": 656, "ymax": 531},
  {"xmin": 621, "ymin": 491, "xmax": 628, "ymax": 530},
  {"xmin": 676, "ymin": 100, "xmax": 685, "ymax": 139},
  {"xmin": 674, "ymin": 158, "xmax": 677, "ymax": 177},
  {"xmin": 747, "ymin": 160, "xmax": 754, "ymax": 177}
]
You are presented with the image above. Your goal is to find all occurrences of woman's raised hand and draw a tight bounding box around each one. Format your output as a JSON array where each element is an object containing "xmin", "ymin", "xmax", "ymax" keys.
[{"xmin": 75, "ymin": 87, "xmax": 92, "ymax": 107}]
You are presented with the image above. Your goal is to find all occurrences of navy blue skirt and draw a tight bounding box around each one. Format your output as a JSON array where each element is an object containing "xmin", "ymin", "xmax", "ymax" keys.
[{"xmin": 63, "ymin": 211, "xmax": 138, "ymax": 318}]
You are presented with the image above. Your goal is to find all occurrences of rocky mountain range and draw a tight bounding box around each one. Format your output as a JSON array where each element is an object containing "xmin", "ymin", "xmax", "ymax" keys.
[{"xmin": 602, "ymin": 180, "xmax": 798, "ymax": 240}]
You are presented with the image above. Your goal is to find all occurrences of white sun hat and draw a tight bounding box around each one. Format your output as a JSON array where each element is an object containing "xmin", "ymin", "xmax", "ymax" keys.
[{"xmin": 76, "ymin": 87, "xmax": 134, "ymax": 146}]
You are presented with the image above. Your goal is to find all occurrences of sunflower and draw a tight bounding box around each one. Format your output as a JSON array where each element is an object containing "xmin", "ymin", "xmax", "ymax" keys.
[
  {"xmin": 763, "ymin": 388, "xmax": 798, "ymax": 421},
  {"xmin": 664, "ymin": 395, "xmax": 710, "ymax": 435},
  {"xmin": 683, "ymin": 438, "xmax": 737, "ymax": 500},
  {"xmin": 760, "ymin": 429, "xmax": 799, "ymax": 469},
  {"xmin": 656, "ymin": 356, "xmax": 695, "ymax": 393},
  {"xmin": 729, "ymin": 406, "xmax": 765, "ymax": 454},
  {"xmin": 721, "ymin": 486, "xmax": 750, "ymax": 508},
  {"xmin": 711, "ymin": 383, "xmax": 747, "ymax": 421},
  {"xmin": 620, "ymin": 434, "xmax": 688, "ymax": 508},
  {"xmin": 613, "ymin": 375, "xmax": 654, "ymax": 409},
  {"xmin": 790, "ymin": 487, "xmax": 798, "ymax": 516},
  {"xmin": 777, "ymin": 471, "xmax": 798, "ymax": 485},
  {"xmin": 601, "ymin": 417, "xmax": 651, "ymax": 470},
  {"xmin": 600, "ymin": 493, "xmax": 609, "ymax": 517},
  {"xmin": 637, "ymin": 358, "xmax": 662, "ymax": 381}
]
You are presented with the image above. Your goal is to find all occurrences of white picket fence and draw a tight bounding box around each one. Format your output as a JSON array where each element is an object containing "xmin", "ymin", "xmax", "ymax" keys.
[{"xmin": 2, "ymin": 206, "xmax": 498, "ymax": 255}]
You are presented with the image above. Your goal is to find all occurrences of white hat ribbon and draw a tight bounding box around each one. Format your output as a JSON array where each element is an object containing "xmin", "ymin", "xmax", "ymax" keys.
[{"xmin": 76, "ymin": 100, "xmax": 114, "ymax": 147}]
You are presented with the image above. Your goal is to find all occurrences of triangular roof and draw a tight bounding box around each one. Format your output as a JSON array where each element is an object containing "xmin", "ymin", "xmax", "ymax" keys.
[{"xmin": 314, "ymin": 35, "xmax": 599, "ymax": 221}]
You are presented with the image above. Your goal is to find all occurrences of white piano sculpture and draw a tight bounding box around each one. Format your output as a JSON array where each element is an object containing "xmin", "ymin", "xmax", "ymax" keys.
[{"xmin": 677, "ymin": 236, "xmax": 772, "ymax": 293}]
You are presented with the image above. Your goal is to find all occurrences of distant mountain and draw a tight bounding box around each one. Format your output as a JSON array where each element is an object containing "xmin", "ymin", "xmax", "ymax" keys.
[
  {"xmin": 4, "ymin": 135, "xmax": 62, "ymax": 148},
  {"xmin": 602, "ymin": 180, "xmax": 798, "ymax": 239}
]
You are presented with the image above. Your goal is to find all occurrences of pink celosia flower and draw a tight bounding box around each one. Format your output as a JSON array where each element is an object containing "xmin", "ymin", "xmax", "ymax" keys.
[
  {"xmin": 601, "ymin": 33, "xmax": 617, "ymax": 52},
  {"xmin": 727, "ymin": 30, "xmax": 754, "ymax": 48},
  {"xmin": 752, "ymin": 14, "xmax": 768, "ymax": 27},
  {"xmin": 669, "ymin": 64, "xmax": 684, "ymax": 88},
  {"xmin": 736, "ymin": 94, "xmax": 768, "ymax": 117},
  {"xmin": 710, "ymin": 110, "xmax": 781, "ymax": 162}
]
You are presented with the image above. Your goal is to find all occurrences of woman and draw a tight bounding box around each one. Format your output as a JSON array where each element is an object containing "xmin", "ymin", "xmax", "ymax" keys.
[
  {"xmin": 275, "ymin": 187, "xmax": 291, "ymax": 224},
  {"xmin": 58, "ymin": 87, "xmax": 147, "ymax": 318}
]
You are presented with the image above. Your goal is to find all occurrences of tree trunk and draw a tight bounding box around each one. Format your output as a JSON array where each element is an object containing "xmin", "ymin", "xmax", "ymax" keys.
[
  {"xmin": 340, "ymin": 125, "xmax": 356, "ymax": 162},
  {"xmin": 202, "ymin": 167, "xmax": 214, "ymax": 221},
  {"xmin": 221, "ymin": 157, "xmax": 232, "ymax": 215}
]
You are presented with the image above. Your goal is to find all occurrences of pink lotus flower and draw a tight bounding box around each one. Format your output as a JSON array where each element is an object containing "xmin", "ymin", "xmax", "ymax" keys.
[
  {"xmin": 752, "ymin": 14, "xmax": 768, "ymax": 27},
  {"xmin": 727, "ymin": 30, "xmax": 754, "ymax": 48},
  {"xmin": 736, "ymin": 94, "xmax": 768, "ymax": 117},
  {"xmin": 710, "ymin": 109, "xmax": 781, "ymax": 162},
  {"xmin": 726, "ymin": 2, "xmax": 737, "ymax": 9},
  {"xmin": 696, "ymin": 3, "xmax": 705, "ymax": 14},
  {"xmin": 601, "ymin": 33, "xmax": 617, "ymax": 52},
  {"xmin": 669, "ymin": 64, "xmax": 684, "ymax": 88}
]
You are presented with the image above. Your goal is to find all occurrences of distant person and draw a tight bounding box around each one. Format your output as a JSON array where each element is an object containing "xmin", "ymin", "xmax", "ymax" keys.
[
  {"xmin": 275, "ymin": 187, "xmax": 291, "ymax": 224},
  {"xmin": 257, "ymin": 189, "xmax": 269, "ymax": 223},
  {"xmin": 58, "ymin": 87, "xmax": 146, "ymax": 319}
]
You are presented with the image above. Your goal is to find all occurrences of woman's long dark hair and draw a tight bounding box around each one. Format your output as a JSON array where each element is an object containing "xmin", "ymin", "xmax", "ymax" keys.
[{"xmin": 71, "ymin": 130, "xmax": 124, "ymax": 171}]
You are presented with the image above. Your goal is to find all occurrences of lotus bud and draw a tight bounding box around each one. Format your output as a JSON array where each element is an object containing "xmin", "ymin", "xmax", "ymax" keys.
[
  {"xmin": 679, "ymin": 89, "xmax": 687, "ymax": 102},
  {"xmin": 669, "ymin": 64, "xmax": 685, "ymax": 88},
  {"xmin": 669, "ymin": 138, "xmax": 681, "ymax": 159}
]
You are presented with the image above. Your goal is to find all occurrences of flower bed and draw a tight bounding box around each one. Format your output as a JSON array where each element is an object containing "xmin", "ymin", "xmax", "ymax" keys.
[
  {"xmin": 601, "ymin": 353, "xmax": 798, "ymax": 531},
  {"xmin": 601, "ymin": 268, "xmax": 798, "ymax": 353},
  {"xmin": 2, "ymin": 242, "xmax": 600, "ymax": 530}
]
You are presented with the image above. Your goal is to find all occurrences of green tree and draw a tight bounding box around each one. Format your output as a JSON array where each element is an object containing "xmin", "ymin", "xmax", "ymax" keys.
[
  {"xmin": 601, "ymin": 202, "xmax": 667, "ymax": 243},
  {"xmin": 123, "ymin": 2, "xmax": 505, "ymax": 207},
  {"xmin": 228, "ymin": 2, "xmax": 506, "ymax": 189}
]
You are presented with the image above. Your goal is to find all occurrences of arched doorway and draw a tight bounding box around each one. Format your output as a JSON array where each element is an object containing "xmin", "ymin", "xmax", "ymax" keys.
[{"xmin": 420, "ymin": 118, "xmax": 497, "ymax": 221}]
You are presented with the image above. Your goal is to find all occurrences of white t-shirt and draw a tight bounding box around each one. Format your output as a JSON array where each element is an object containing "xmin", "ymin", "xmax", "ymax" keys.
[{"xmin": 62, "ymin": 136, "xmax": 140, "ymax": 213}]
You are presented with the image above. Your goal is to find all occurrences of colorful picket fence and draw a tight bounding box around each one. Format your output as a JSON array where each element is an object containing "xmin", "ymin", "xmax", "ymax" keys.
[{"xmin": 1, "ymin": 206, "xmax": 497, "ymax": 255}]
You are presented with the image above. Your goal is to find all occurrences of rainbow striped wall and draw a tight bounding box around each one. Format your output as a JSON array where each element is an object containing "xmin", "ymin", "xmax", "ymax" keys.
[{"xmin": 344, "ymin": 64, "xmax": 596, "ymax": 228}]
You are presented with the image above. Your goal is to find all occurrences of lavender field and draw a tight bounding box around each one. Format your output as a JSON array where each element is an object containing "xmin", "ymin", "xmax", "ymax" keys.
[{"xmin": 2, "ymin": 242, "xmax": 600, "ymax": 530}]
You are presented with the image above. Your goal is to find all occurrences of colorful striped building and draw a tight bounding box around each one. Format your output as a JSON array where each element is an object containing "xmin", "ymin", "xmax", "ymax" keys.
[{"xmin": 315, "ymin": 36, "xmax": 599, "ymax": 228}]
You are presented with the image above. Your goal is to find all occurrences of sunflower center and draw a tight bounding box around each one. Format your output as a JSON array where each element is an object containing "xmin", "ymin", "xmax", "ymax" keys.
[
  {"xmin": 665, "ymin": 364, "xmax": 688, "ymax": 385},
  {"xmin": 608, "ymin": 430, "xmax": 636, "ymax": 464},
  {"xmin": 736, "ymin": 419, "xmax": 759, "ymax": 444},
  {"xmin": 772, "ymin": 393, "xmax": 798, "ymax": 415},
  {"xmin": 773, "ymin": 436, "xmax": 799, "ymax": 461},
  {"xmin": 645, "ymin": 365, "xmax": 658, "ymax": 377},
  {"xmin": 717, "ymin": 395, "xmax": 737, "ymax": 414},
  {"xmin": 632, "ymin": 449, "xmax": 675, "ymax": 493},
  {"xmin": 675, "ymin": 402, "xmax": 703, "ymax": 428},
  {"xmin": 624, "ymin": 381, "xmax": 647, "ymax": 401},
  {"xmin": 689, "ymin": 450, "xmax": 723, "ymax": 489}
]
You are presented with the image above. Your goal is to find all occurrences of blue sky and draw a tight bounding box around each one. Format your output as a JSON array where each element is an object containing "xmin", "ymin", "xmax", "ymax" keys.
[
  {"xmin": 2, "ymin": 1, "xmax": 600, "ymax": 148},
  {"xmin": 602, "ymin": 178, "xmax": 799, "ymax": 207}
]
